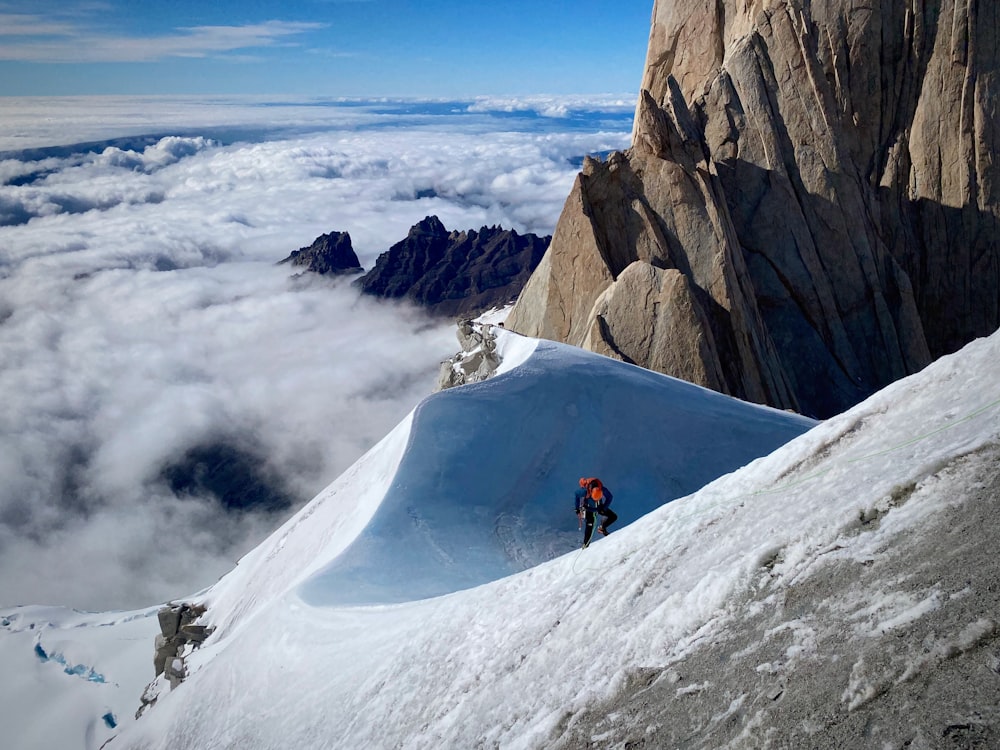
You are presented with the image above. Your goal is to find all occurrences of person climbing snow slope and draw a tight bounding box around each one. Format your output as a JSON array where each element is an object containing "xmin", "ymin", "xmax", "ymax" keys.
[{"xmin": 575, "ymin": 477, "xmax": 617, "ymax": 548}]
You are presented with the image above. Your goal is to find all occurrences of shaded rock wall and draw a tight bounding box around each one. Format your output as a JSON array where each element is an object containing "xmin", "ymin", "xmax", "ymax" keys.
[
  {"xmin": 508, "ymin": 0, "xmax": 998, "ymax": 418},
  {"xmin": 279, "ymin": 218, "xmax": 550, "ymax": 318},
  {"xmin": 279, "ymin": 231, "xmax": 362, "ymax": 275},
  {"xmin": 357, "ymin": 216, "xmax": 550, "ymax": 318}
]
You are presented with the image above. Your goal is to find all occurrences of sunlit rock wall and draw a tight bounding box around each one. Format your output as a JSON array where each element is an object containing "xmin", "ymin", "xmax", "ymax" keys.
[{"xmin": 508, "ymin": 0, "xmax": 998, "ymax": 418}]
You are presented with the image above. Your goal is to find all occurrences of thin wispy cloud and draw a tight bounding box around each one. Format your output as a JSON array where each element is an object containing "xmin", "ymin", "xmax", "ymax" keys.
[
  {"xmin": 468, "ymin": 94, "xmax": 639, "ymax": 118},
  {"xmin": 0, "ymin": 13, "xmax": 327, "ymax": 63},
  {"xmin": 307, "ymin": 47, "xmax": 362, "ymax": 59},
  {"xmin": 0, "ymin": 13, "xmax": 78, "ymax": 35}
]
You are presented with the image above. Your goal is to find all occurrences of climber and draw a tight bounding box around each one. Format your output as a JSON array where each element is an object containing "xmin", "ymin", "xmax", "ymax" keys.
[{"xmin": 575, "ymin": 477, "xmax": 618, "ymax": 548}]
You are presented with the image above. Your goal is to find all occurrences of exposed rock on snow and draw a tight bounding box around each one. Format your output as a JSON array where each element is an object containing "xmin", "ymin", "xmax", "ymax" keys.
[
  {"xmin": 436, "ymin": 319, "xmax": 502, "ymax": 390},
  {"xmin": 139, "ymin": 602, "xmax": 212, "ymax": 717},
  {"xmin": 508, "ymin": 0, "xmax": 999, "ymax": 419}
]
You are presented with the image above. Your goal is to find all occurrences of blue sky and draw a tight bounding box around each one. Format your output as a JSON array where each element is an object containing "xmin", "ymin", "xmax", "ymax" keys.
[{"xmin": 0, "ymin": 0, "xmax": 652, "ymax": 97}]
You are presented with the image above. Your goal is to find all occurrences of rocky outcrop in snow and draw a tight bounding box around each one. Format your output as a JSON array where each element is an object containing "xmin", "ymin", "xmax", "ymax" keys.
[
  {"xmin": 436, "ymin": 320, "xmax": 502, "ymax": 389},
  {"xmin": 507, "ymin": 0, "xmax": 999, "ymax": 418},
  {"xmin": 137, "ymin": 603, "xmax": 212, "ymax": 718}
]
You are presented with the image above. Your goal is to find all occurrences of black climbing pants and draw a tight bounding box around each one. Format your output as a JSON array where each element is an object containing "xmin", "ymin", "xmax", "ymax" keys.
[{"xmin": 583, "ymin": 506, "xmax": 618, "ymax": 545}]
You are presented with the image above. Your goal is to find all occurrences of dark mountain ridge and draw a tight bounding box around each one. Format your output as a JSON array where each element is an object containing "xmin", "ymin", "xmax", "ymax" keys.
[
  {"xmin": 278, "ymin": 231, "xmax": 362, "ymax": 276},
  {"xmin": 280, "ymin": 216, "xmax": 550, "ymax": 317}
]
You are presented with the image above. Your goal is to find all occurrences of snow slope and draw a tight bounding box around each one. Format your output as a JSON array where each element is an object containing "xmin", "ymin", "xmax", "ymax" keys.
[
  {"xmin": 300, "ymin": 338, "xmax": 816, "ymax": 606},
  {"xmin": 112, "ymin": 332, "xmax": 999, "ymax": 749},
  {"xmin": 0, "ymin": 332, "xmax": 811, "ymax": 749},
  {"xmin": 5, "ymin": 329, "xmax": 999, "ymax": 749}
]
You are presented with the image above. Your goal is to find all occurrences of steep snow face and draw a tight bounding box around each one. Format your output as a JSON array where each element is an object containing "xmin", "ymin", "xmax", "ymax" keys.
[
  {"xmin": 110, "ymin": 331, "xmax": 999, "ymax": 750},
  {"xmin": 8, "ymin": 330, "xmax": 999, "ymax": 750},
  {"xmin": 301, "ymin": 338, "xmax": 815, "ymax": 605},
  {"xmin": 0, "ymin": 332, "xmax": 811, "ymax": 750}
]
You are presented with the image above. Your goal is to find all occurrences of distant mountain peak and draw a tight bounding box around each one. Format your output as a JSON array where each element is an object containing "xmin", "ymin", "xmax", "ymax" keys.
[
  {"xmin": 278, "ymin": 231, "xmax": 362, "ymax": 275},
  {"xmin": 281, "ymin": 216, "xmax": 550, "ymax": 318},
  {"xmin": 356, "ymin": 216, "xmax": 550, "ymax": 317},
  {"xmin": 409, "ymin": 215, "xmax": 448, "ymax": 237}
]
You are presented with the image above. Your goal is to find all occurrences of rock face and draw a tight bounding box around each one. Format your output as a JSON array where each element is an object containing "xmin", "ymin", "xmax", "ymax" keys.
[
  {"xmin": 356, "ymin": 216, "xmax": 550, "ymax": 317},
  {"xmin": 436, "ymin": 320, "xmax": 502, "ymax": 390},
  {"xmin": 507, "ymin": 0, "xmax": 999, "ymax": 418},
  {"xmin": 279, "ymin": 231, "xmax": 362, "ymax": 275},
  {"xmin": 138, "ymin": 602, "xmax": 213, "ymax": 718}
]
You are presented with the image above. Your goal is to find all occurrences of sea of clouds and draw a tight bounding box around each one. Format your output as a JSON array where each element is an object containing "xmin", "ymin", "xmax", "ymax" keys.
[{"xmin": 0, "ymin": 95, "xmax": 633, "ymax": 610}]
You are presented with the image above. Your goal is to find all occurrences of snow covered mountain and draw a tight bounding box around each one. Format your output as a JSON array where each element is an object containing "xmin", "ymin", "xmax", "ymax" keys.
[{"xmin": 2, "ymin": 328, "xmax": 998, "ymax": 749}]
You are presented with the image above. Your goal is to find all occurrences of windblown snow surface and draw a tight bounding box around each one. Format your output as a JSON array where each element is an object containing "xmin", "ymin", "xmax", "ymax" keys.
[{"xmin": 3, "ymin": 329, "xmax": 999, "ymax": 750}]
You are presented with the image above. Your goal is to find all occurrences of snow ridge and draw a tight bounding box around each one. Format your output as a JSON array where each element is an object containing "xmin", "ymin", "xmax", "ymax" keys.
[
  {"xmin": 112, "ymin": 333, "xmax": 997, "ymax": 749},
  {"xmin": 4, "ymin": 331, "xmax": 999, "ymax": 749}
]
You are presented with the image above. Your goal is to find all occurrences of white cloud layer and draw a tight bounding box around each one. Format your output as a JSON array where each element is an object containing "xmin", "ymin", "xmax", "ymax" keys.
[
  {"xmin": 467, "ymin": 94, "xmax": 638, "ymax": 118},
  {"xmin": 0, "ymin": 97, "xmax": 632, "ymax": 610}
]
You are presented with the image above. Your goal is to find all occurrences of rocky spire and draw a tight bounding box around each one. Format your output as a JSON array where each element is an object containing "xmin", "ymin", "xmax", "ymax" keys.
[
  {"xmin": 508, "ymin": 0, "xmax": 998, "ymax": 418},
  {"xmin": 278, "ymin": 231, "xmax": 362, "ymax": 276}
]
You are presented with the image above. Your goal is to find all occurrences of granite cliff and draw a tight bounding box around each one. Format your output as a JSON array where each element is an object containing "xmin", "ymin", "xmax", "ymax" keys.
[{"xmin": 507, "ymin": 0, "xmax": 998, "ymax": 418}]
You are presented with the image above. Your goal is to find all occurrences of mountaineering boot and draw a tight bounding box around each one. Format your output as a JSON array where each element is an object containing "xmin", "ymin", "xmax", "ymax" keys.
[{"xmin": 597, "ymin": 526, "xmax": 608, "ymax": 536}]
